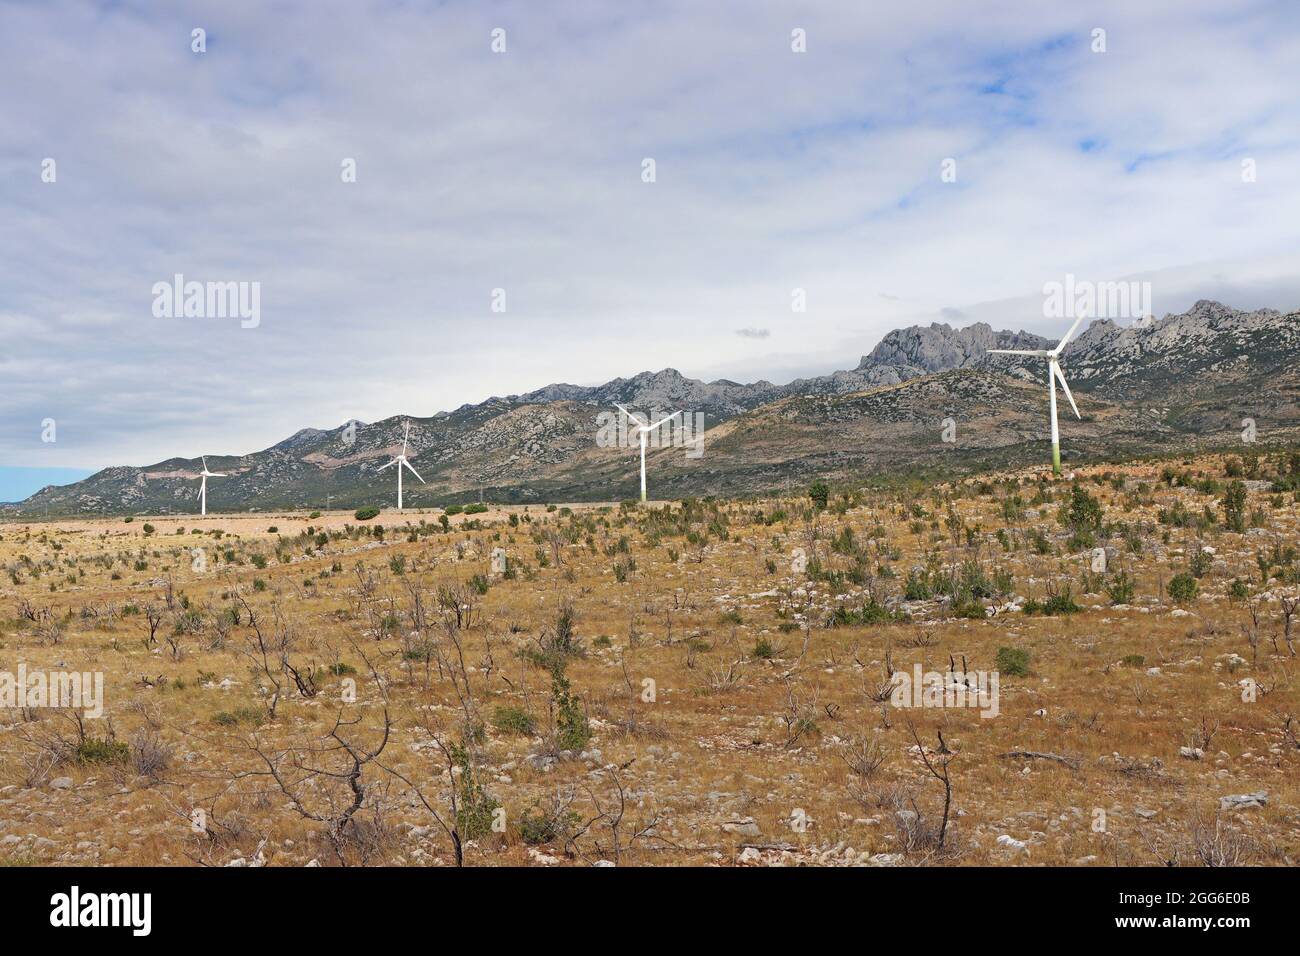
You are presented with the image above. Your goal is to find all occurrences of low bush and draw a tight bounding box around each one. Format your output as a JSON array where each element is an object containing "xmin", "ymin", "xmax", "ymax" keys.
[{"xmin": 995, "ymin": 646, "xmax": 1030, "ymax": 677}]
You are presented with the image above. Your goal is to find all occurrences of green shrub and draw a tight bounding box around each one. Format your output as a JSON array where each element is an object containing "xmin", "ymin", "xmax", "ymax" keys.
[
  {"xmin": 403, "ymin": 641, "xmax": 435, "ymax": 662},
  {"xmin": 354, "ymin": 507, "xmax": 380, "ymax": 521},
  {"xmin": 951, "ymin": 600, "xmax": 987, "ymax": 619},
  {"xmin": 1060, "ymin": 484, "xmax": 1103, "ymax": 540},
  {"xmin": 753, "ymin": 637, "xmax": 776, "ymax": 659},
  {"xmin": 212, "ymin": 706, "xmax": 264, "ymax": 727},
  {"xmin": 1189, "ymin": 548, "xmax": 1212, "ymax": 578},
  {"xmin": 827, "ymin": 601, "xmax": 908, "ymax": 627},
  {"xmin": 1222, "ymin": 480, "xmax": 1248, "ymax": 533},
  {"xmin": 1024, "ymin": 586, "xmax": 1080, "ymax": 616},
  {"xmin": 493, "ymin": 705, "xmax": 536, "ymax": 736},
  {"xmin": 903, "ymin": 569, "xmax": 932, "ymax": 600},
  {"xmin": 808, "ymin": 480, "xmax": 829, "ymax": 510},
  {"xmin": 518, "ymin": 805, "xmax": 578, "ymax": 845},
  {"xmin": 1168, "ymin": 572, "xmax": 1199, "ymax": 603},
  {"xmin": 995, "ymin": 646, "xmax": 1030, "ymax": 677},
  {"xmin": 551, "ymin": 666, "xmax": 591, "ymax": 751},
  {"xmin": 451, "ymin": 743, "xmax": 499, "ymax": 839},
  {"xmin": 1105, "ymin": 571, "xmax": 1136, "ymax": 605},
  {"xmin": 75, "ymin": 738, "xmax": 130, "ymax": 764},
  {"xmin": 1042, "ymin": 589, "xmax": 1081, "ymax": 615}
]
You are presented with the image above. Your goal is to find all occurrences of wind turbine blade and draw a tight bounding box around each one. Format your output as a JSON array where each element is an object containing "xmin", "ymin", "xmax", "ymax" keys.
[
  {"xmin": 648, "ymin": 411, "xmax": 682, "ymax": 430},
  {"xmin": 1051, "ymin": 315, "xmax": 1087, "ymax": 355},
  {"xmin": 402, "ymin": 459, "xmax": 426, "ymax": 483},
  {"xmin": 988, "ymin": 349, "xmax": 1051, "ymax": 356},
  {"xmin": 202, "ymin": 456, "xmax": 208, "ymax": 470},
  {"xmin": 209, "ymin": 472, "xmax": 227, "ymax": 478},
  {"xmin": 1052, "ymin": 362, "xmax": 1081, "ymax": 419},
  {"xmin": 615, "ymin": 403, "xmax": 648, "ymax": 429},
  {"xmin": 377, "ymin": 458, "xmax": 399, "ymax": 472},
  {"xmin": 402, "ymin": 421, "xmax": 410, "ymax": 456}
]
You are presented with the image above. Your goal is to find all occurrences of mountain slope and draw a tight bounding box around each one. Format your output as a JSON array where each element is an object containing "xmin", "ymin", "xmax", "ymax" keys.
[{"xmin": 8, "ymin": 301, "xmax": 1298, "ymax": 514}]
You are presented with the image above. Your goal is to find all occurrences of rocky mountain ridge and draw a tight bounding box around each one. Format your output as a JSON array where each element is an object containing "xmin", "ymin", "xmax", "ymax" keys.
[{"xmin": 7, "ymin": 301, "xmax": 1297, "ymax": 514}]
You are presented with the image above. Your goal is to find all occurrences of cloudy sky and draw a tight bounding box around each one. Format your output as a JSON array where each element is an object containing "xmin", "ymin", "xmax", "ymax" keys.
[{"xmin": 2, "ymin": 0, "xmax": 1298, "ymax": 495}]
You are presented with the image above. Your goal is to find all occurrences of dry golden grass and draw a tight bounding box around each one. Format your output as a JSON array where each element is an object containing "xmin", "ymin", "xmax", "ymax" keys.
[{"xmin": 0, "ymin": 453, "xmax": 1297, "ymax": 867}]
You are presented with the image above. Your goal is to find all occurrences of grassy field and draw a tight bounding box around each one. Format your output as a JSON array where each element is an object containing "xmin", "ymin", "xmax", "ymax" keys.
[{"xmin": 0, "ymin": 452, "xmax": 1297, "ymax": 867}]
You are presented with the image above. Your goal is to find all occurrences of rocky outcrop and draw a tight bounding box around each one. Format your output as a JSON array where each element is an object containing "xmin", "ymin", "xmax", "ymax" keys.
[{"xmin": 863, "ymin": 322, "xmax": 1049, "ymax": 375}]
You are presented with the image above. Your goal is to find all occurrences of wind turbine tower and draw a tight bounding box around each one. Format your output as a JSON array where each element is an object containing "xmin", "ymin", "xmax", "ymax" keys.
[
  {"xmin": 377, "ymin": 420, "xmax": 426, "ymax": 510},
  {"xmin": 196, "ymin": 457, "xmax": 226, "ymax": 516},
  {"xmin": 988, "ymin": 316, "xmax": 1087, "ymax": 475},
  {"xmin": 614, "ymin": 404, "xmax": 681, "ymax": 503}
]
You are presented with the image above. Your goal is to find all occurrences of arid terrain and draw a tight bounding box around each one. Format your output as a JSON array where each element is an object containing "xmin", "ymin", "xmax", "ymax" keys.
[{"xmin": 1, "ymin": 450, "xmax": 1297, "ymax": 867}]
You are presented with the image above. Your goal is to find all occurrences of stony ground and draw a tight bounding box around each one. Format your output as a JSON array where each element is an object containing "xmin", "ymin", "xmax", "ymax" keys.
[{"xmin": 0, "ymin": 451, "xmax": 1297, "ymax": 867}]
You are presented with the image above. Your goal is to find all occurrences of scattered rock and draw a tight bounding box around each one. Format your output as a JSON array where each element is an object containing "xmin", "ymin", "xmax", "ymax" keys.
[
  {"xmin": 721, "ymin": 817, "xmax": 761, "ymax": 837},
  {"xmin": 1219, "ymin": 791, "xmax": 1267, "ymax": 811}
]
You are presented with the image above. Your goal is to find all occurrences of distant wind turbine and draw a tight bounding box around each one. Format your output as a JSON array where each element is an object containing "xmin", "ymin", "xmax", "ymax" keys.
[
  {"xmin": 196, "ymin": 457, "xmax": 226, "ymax": 516},
  {"xmin": 615, "ymin": 404, "xmax": 681, "ymax": 502},
  {"xmin": 988, "ymin": 316, "xmax": 1087, "ymax": 476},
  {"xmin": 376, "ymin": 420, "xmax": 425, "ymax": 510}
]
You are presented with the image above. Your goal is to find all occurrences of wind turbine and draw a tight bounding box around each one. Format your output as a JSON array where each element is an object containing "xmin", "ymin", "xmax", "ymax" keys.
[
  {"xmin": 376, "ymin": 420, "xmax": 425, "ymax": 510},
  {"xmin": 614, "ymin": 404, "xmax": 681, "ymax": 503},
  {"xmin": 196, "ymin": 457, "xmax": 225, "ymax": 516},
  {"xmin": 988, "ymin": 315, "xmax": 1087, "ymax": 476}
]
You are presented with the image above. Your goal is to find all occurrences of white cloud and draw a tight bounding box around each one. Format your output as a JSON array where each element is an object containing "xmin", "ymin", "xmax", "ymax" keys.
[{"xmin": 1, "ymin": 0, "xmax": 1296, "ymax": 467}]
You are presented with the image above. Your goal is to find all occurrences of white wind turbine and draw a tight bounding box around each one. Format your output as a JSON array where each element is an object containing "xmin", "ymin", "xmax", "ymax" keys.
[
  {"xmin": 615, "ymin": 404, "xmax": 681, "ymax": 503},
  {"xmin": 988, "ymin": 315, "xmax": 1087, "ymax": 476},
  {"xmin": 376, "ymin": 420, "xmax": 425, "ymax": 510},
  {"xmin": 196, "ymin": 457, "xmax": 225, "ymax": 516}
]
